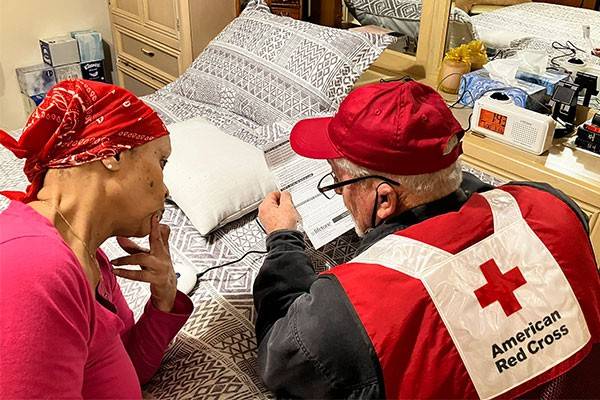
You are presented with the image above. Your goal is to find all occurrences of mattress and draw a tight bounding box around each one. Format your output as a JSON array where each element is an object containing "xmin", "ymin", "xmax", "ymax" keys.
[
  {"xmin": 471, "ymin": 3, "xmax": 600, "ymax": 62},
  {"xmin": 0, "ymin": 85, "xmax": 506, "ymax": 397}
]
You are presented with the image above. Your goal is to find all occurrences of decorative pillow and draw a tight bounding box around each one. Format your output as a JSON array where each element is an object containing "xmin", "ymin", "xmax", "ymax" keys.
[
  {"xmin": 344, "ymin": 0, "xmax": 477, "ymax": 51},
  {"xmin": 344, "ymin": 0, "xmax": 422, "ymax": 39},
  {"xmin": 164, "ymin": 117, "xmax": 276, "ymax": 236},
  {"xmin": 167, "ymin": 1, "xmax": 396, "ymax": 126}
]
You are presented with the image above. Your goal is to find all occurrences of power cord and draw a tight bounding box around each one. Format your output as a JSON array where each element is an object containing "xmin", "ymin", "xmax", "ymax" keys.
[
  {"xmin": 489, "ymin": 49, "xmax": 505, "ymax": 61},
  {"xmin": 550, "ymin": 40, "xmax": 585, "ymax": 67},
  {"xmin": 437, "ymin": 72, "xmax": 465, "ymax": 93},
  {"xmin": 196, "ymin": 250, "xmax": 269, "ymax": 280},
  {"xmin": 186, "ymin": 249, "xmax": 269, "ymax": 297}
]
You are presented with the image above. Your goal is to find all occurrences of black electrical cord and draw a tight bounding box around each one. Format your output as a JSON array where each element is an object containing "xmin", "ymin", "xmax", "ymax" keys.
[
  {"xmin": 196, "ymin": 250, "xmax": 269, "ymax": 280},
  {"xmin": 490, "ymin": 49, "xmax": 505, "ymax": 61},
  {"xmin": 186, "ymin": 249, "xmax": 269, "ymax": 297},
  {"xmin": 550, "ymin": 40, "xmax": 585, "ymax": 67}
]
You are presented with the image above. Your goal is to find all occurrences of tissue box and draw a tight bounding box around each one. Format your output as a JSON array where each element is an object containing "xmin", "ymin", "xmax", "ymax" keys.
[
  {"xmin": 80, "ymin": 60, "xmax": 105, "ymax": 82},
  {"xmin": 40, "ymin": 36, "xmax": 80, "ymax": 67},
  {"xmin": 15, "ymin": 64, "xmax": 57, "ymax": 96},
  {"xmin": 20, "ymin": 94, "xmax": 44, "ymax": 115},
  {"xmin": 71, "ymin": 30, "xmax": 104, "ymax": 63},
  {"xmin": 54, "ymin": 63, "xmax": 83, "ymax": 82},
  {"xmin": 458, "ymin": 69, "xmax": 546, "ymax": 111},
  {"xmin": 515, "ymin": 70, "xmax": 569, "ymax": 96}
]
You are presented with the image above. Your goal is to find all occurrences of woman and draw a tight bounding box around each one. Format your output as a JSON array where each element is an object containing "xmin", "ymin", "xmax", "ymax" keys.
[{"xmin": 0, "ymin": 79, "xmax": 193, "ymax": 398}]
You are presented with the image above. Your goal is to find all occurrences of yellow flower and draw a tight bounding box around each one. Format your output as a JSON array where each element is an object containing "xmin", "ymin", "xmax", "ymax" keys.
[{"xmin": 444, "ymin": 40, "xmax": 488, "ymax": 66}]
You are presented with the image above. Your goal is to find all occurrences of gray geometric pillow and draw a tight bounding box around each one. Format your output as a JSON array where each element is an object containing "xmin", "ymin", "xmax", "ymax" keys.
[
  {"xmin": 344, "ymin": 0, "xmax": 477, "ymax": 51},
  {"xmin": 344, "ymin": 0, "xmax": 422, "ymax": 39},
  {"xmin": 167, "ymin": 1, "xmax": 395, "ymax": 126}
]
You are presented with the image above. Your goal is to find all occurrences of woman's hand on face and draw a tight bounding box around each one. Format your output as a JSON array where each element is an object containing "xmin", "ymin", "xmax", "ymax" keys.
[{"xmin": 111, "ymin": 213, "xmax": 178, "ymax": 312}]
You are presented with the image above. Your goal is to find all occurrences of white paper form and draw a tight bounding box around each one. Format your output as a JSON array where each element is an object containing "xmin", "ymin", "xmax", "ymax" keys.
[{"xmin": 264, "ymin": 139, "xmax": 354, "ymax": 249}]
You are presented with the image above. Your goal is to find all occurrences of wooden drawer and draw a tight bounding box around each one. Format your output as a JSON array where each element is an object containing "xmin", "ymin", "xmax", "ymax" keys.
[
  {"xmin": 117, "ymin": 59, "xmax": 168, "ymax": 97},
  {"xmin": 114, "ymin": 25, "xmax": 181, "ymax": 81},
  {"xmin": 270, "ymin": 6, "xmax": 301, "ymax": 19}
]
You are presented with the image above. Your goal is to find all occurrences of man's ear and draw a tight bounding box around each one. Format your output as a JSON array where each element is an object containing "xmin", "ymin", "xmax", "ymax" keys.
[
  {"xmin": 376, "ymin": 184, "xmax": 399, "ymax": 221},
  {"xmin": 101, "ymin": 155, "xmax": 122, "ymax": 172}
]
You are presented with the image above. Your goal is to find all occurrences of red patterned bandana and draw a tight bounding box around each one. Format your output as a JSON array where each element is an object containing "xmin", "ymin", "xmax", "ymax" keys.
[{"xmin": 0, "ymin": 79, "xmax": 168, "ymax": 202}]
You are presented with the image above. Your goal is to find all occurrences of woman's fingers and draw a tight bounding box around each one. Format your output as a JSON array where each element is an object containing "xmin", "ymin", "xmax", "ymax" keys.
[
  {"xmin": 116, "ymin": 236, "xmax": 149, "ymax": 255},
  {"xmin": 112, "ymin": 213, "xmax": 175, "ymax": 292},
  {"xmin": 149, "ymin": 213, "xmax": 170, "ymax": 257},
  {"xmin": 111, "ymin": 253, "xmax": 153, "ymax": 267},
  {"xmin": 159, "ymin": 224, "xmax": 171, "ymax": 256},
  {"xmin": 112, "ymin": 268, "xmax": 152, "ymax": 283}
]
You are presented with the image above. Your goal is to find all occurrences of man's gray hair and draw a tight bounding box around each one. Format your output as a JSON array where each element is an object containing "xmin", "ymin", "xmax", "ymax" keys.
[{"xmin": 331, "ymin": 158, "xmax": 463, "ymax": 203}]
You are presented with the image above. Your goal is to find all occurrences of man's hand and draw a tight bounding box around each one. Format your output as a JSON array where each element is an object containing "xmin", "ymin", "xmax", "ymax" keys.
[
  {"xmin": 111, "ymin": 213, "xmax": 178, "ymax": 312},
  {"xmin": 258, "ymin": 191, "xmax": 299, "ymax": 234}
]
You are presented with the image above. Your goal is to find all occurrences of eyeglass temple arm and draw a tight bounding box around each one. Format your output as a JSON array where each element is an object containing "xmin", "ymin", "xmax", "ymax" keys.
[{"xmin": 318, "ymin": 175, "xmax": 399, "ymax": 193}]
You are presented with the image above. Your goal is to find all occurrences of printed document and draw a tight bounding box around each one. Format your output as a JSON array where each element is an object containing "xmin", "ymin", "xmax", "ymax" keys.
[{"xmin": 264, "ymin": 139, "xmax": 354, "ymax": 249}]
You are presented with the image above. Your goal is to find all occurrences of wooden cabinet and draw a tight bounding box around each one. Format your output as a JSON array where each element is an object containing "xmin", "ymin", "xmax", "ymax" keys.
[
  {"xmin": 239, "ymin": 0, "xmax": 305, "ymax": 19},
  {"xmin": 109, "ymin": 0, "xmax": 237, "ymax": 96},
  {"xmin": 310, "ymin": 0, "xmax": 343, "ymax": 27},
  {"xmin": 267, "ymin": 0, "xmax": 305, "ymax": 19}
]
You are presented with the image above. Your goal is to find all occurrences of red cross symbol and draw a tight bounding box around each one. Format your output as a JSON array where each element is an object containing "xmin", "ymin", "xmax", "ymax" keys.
[{"xmin": 474, "ymin": 259, "xmax": 527, "ymax": 317}]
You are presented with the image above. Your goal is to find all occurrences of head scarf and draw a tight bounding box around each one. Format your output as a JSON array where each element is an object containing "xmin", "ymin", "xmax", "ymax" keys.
[{"xmin": 0, "ymin": 79, "xmax": 169, "ymax": 202}]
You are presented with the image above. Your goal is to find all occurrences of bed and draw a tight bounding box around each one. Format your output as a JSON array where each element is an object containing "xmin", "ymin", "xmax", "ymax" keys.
[
  {"xmin": 0, "ymin": 3, "xmax": 506, "ymax": 398},
  {"xmin": 471, "ymin": 2, "xmax": 600, "ymax": 65}
]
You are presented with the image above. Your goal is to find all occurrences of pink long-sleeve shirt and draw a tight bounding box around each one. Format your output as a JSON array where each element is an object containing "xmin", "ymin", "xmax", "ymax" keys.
[{"xmin": 0, "ymin": 200, "xmax": 193, "ymax": 399}]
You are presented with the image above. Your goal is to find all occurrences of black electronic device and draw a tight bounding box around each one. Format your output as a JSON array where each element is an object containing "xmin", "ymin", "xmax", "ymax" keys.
[
  {"xmin": 574, "ymin": 112, "xmax": 600, "ymax": 155},
  {"xmin": 576, "ymin": 119, "xmax": 600, "ymax": 144},
  {"xmin": 550, "ymin": 81, "xmax": 581, "ymax": 137},
  {"xmin": 574, "ymin": 72, "xmax": 599, "ymax": 107},
  {"xmin": 575, "ymin": 136, "xmax": 600, "ymax": 154},
  {"xmin": 490, "ymin": 92, "xmax": 510, "ymax": 101}
]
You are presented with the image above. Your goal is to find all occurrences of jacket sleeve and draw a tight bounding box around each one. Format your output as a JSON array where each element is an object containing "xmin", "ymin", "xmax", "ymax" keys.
[
  {"xmin": 109, "ymin": 274, "xmax": 193, "ymax": 385},
  {"xmin": 253, "ymin": 230, "xmax": 384, "ymax": 399}
]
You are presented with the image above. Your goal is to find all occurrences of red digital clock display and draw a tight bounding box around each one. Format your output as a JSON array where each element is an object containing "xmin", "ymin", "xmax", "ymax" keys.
[{"xmin": 478, "ymin": 109, "xmax": 508, "ymax": 135}]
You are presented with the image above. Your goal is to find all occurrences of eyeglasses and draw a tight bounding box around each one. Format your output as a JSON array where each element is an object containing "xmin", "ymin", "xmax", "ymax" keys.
[{"xmin": 317, "ymin": 172, "xmax": 400, "ymax": 199}]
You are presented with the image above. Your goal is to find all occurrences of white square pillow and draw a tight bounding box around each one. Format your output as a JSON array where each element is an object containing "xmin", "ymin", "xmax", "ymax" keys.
[{"xmin": 164, "ymin": 117, "xmax": 276, "ymax": 235}]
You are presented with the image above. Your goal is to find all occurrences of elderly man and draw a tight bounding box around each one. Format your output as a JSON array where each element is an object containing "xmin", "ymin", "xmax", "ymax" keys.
[{"xmin": 253, "ymin": 80, "xmax": 600, "ymax": 399}]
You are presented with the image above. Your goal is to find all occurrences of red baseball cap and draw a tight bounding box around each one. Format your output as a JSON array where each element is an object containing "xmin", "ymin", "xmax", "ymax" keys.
[{"xmin": 290, "ymin": 80, "xmax": 464, "ymax": 175}]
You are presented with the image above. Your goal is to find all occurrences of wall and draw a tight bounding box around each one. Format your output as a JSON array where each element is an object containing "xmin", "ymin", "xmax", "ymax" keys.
[{"xmin": 0, "ymin": 0, "xmax": 117, "ymax": 131}]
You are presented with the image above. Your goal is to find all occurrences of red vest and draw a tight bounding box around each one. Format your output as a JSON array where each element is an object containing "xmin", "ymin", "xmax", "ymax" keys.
[{"xmin": 325, "ymin": 186, "xmax": 600, "ymax": 399}]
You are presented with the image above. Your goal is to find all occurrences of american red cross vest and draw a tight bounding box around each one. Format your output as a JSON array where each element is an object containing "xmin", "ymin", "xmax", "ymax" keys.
[{"xmin": 326, "ymin": 186, "xmax": 600, "ymax": 399}]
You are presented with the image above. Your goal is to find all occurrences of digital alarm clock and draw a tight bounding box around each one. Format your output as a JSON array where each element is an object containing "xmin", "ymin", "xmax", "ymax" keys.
[{"xmin": 472, "ymin": 93, "xmax": 556, "ymax": 155}]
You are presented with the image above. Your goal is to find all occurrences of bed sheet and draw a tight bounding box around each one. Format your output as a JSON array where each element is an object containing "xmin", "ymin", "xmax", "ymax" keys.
[{"xmin": 471, "ymin": 3, "xmax": 600, "ymax": 61}]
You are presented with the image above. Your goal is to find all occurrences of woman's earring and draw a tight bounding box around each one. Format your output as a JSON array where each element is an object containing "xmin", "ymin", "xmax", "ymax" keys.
[{"xmin": 107, "ymin": 164, "xmax": 113, "ymax": 170}]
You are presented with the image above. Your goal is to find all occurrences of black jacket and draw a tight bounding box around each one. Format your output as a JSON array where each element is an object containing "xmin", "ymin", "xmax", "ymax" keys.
[{"xmin": 252, "ymin": 174, "xmax": 590, "ymax": 399}]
